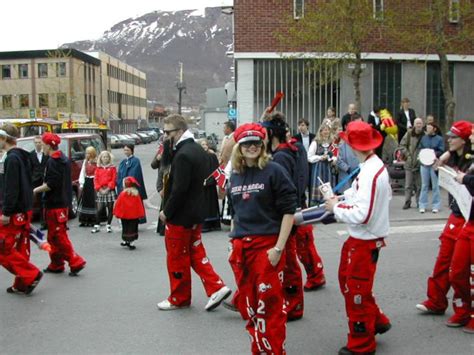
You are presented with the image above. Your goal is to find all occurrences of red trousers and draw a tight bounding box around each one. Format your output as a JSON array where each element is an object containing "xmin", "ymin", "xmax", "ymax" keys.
[
  {"xmin": 164, "ymin": 223, "xmax": 225, "ymax": 306},
  {"xmin": 339, "ymin": 237, "xmax": 389, "ymax": 354},
  {"xmin": 46, "ymin": 208, "xmax": 86, "ymax": 272},
  {"xmin": 0, "ymin": 213, "xmax": 40, "ymax": 291},
  {"xmin": 423, "ymin": 214, "xmax": 466, "ymax": 312},
  {"xmin": 229, "ymin": 236, "xmax": 286, "ymax": 355},
  {"xmin": 283, "ymin": 234, "xmax": 304, "ymax": 319},
  {"xmin": 294, "ymin": 225, "xmax": 326, "ymax": 288},
  {"xmin": 449, "ymin": 220, "xmax": 474, "ymax": 322}
]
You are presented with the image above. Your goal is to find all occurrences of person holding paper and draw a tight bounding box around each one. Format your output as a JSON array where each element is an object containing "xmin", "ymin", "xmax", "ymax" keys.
[{"xmin": 416, "ymin": 120, "xmax": 473, "ymax": 328}]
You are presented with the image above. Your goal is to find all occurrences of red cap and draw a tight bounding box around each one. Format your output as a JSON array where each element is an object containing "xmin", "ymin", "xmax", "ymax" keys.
[
  {"xmin": 339, "ymin": 121, "xmax": 383, "ymax": 151},
  {"xmin": 234, "ymin": 123, "xmax": 266, "ymax": 144},
  {"xmin": 41, "ymin": 132, "xmax": 61, "ymax": 147},
  {"xmin": 124, "ymin": 176, "xmax": 140, "ymax": 188},
  {"xmin": 447, "ymin": 120, "xmax": 472, "ymax": 140}
]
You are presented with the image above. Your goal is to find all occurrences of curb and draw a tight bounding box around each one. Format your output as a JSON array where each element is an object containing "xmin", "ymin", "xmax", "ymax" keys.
[{"xmin": 391, "ymin": 217, "xmax": 447, "ymax": 223}]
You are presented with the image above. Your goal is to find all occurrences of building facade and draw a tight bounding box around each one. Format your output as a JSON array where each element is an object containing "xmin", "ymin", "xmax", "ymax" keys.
[
  {"xmin": 0, "ymin": 49, "xmax": 147, "ymax": 123},
  {"xmin": 232, "ymin": 0, "xmax": 474, "ymax": 130}
]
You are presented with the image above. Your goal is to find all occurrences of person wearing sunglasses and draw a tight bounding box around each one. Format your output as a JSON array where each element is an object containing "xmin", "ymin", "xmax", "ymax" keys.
[{"xmin": 227, "ymin": 122, "xmax": 297, "ymax": 355}]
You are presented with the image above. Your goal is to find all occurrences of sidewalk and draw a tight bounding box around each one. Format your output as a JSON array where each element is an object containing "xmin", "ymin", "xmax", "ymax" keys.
[{"xmin": 390, "ymin": 189, "xmax": 450, "ymax": 223}]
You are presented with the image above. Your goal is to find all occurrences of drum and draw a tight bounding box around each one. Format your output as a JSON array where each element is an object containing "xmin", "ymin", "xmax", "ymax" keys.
[{"xmin": 419, "ymin": 148, "xmax": 437, "ymax": 166}]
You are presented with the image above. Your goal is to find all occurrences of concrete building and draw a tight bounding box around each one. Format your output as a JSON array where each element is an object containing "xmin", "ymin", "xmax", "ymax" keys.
[
  {"xmin": 0, "ymin": 49, "xmax": 147, "ymax": 124},
  {"xmin": 231, "ymin": 0, "xmax": 474, "ymax": 130}
]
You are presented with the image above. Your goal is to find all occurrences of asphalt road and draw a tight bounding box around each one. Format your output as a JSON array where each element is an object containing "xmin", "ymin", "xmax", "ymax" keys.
[{"xmin": 1, "ymin": 143, "xmax": 473, "ymax": 354}]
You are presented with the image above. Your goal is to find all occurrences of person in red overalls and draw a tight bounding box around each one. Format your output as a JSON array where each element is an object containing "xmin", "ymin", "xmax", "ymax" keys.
[
  {"xmin": 34, "ymin": 133, "xmax": 86, "ymax": 276},
  {"xmin": 228, "ymin": 123, "xmax": 297, "ymax": 355},
  {"xmin": 415, "ymin": 121, "xmax": 473, "ymax": 327},
  {"xmin": 0, "ymin": 124, "xmax": 43, "ymax": 295},
  {"xmin": 325, "ymin": 121, "xmax": 392, "ymax": 355}
]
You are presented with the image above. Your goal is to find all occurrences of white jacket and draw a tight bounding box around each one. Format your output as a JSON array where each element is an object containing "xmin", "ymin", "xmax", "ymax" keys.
[{"xmin": 334, "ymin": 154, "xmax": 391, "ymax": 240}]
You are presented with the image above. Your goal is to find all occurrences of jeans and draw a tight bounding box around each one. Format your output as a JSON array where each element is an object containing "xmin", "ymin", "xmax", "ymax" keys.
[{"xmin": 419, "ymin": 165, "xmax": 441, "ymax": 210}]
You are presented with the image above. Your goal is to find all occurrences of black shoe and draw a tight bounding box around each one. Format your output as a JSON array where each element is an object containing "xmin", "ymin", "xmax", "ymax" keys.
[
  {"xmin": 402, "ymin": 201, "xmax": 411, "ymax": 210},
  {"xmin": 69, "ymin": 264, "xmax": 85, "ymax": 277},
  {"xmin": 6, "ymin": 286, "xmax": 25, "ymax": 294},
  {"xmin": 79, "ymin": 223, "xmax": 86, "ymax": 227},
  {"xmin": 287, "ymin": 315, "xmax": 303, "ymax": 322},
  {"xmin": 128, "ymin": 244, "xmax": 136, "ymax": 250},
  {"xmin": 25, "ymin": 271, "xmax": 43, "ymax": 295},
  {"xmin": 338, "ymin": 346, "xmax": 375, "ymax": 355},
  {"xmin": 375, "ymin": 322, "xmax": 392, "ymax": 335},
  {"xmin": 43, "ymin": 267, "xmax": 64, "ymax": 274},
  {"xmin": 222, "ymin": 300, "xmax": 239, "ymax": 312},
  {"xmin": 120, "ymin": 241, "xmax": 129, "ymax": 247},
  {"xmin": 40, "ymin": 224, "xmax": 48, "ymax": 231}
]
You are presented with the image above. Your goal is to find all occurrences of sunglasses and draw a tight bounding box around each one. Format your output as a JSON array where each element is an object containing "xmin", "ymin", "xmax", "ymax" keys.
[
  {"xmin": 241, "ymin": 141, "xmax": 263, "ymax": 148},
  {"xmin": 163, "ymin": 129, "xmax": 179, "ymax": 135}
]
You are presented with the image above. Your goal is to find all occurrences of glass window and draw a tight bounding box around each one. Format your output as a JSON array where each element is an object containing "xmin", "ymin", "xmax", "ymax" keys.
[
  {"xmin": 57, "ymin": 93, "xmax": 67, "ymax": 107},
  {"xmin": 373, "ymin": 62, "xmax": 401, "ymax": 117},
  {"xmin": 373, "ymin": 0, "xmax": 384, "ymax": 20},
  {"xmin": 449, "ymin": 0, "xmax": 460, "ymax": 23},
  {"xmin": 2, "ymin": 95, "xmax": 12, "ymax": 109},
  {"xmin": 2, "ymin": 65, "xmax": 11, "ymax": 79},
  {"xmin": 426, "ymin": 62, "xmax": 454, "ymax": 127},
  {"xmin": 38, "ymin": 63, "xmax": 48, "ymax": 78},
  {"xmin": 38, "ymin": 93, "xmax": 49, "ymax": 107},
  {"xmin": 19, "ymin": 94, "xmax": 29, "ymax": 108},
  {"xmin": 294, "ymin": 0, "xmax": 304, "ymax": 19},
  {"xmin": 56, "ymin": 62, "xmax": 66, "ymax": 77},
  {"xmin": 19, "ymin": 64, "xmax": 28, "ymax": 78}
]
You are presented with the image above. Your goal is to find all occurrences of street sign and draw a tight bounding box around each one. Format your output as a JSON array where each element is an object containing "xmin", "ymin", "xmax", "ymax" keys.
[
  {"xmin": 29, "ymin": 109, "xmax": 36, "ymax": 119},
  {"xmin": 228, "ymin": 108, "xmax": 237, "ymax": 119},
  {"xmin": 41, "ymin": 108, "xmax": 49, "ymax": 118}
]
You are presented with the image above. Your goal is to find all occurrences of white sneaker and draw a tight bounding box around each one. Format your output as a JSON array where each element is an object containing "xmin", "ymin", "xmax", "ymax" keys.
[
  {"xmin": 432, "ymin": 209, "xmax": 439, "ymax": 214},
  {"xmin": 416, "ymin": 303, "xmax": 429, "ymax": 312},
  {"xmin": 205, "ymin": 286, "xmax": 232, "ymax": 311},
  {"xmin": 106, "ymin": 225, "xmax": 112, "ymax": 233},
  {"xmin": 91, "ymin": 225, "xmax": 100, "ymax": 233},
  {"xmin": 156, "ymin": 299, "xmax": 185, "ymax": 311},
  {"xmin": 419, "ymin": 209, "xmax": 426, "ymax": 213}
]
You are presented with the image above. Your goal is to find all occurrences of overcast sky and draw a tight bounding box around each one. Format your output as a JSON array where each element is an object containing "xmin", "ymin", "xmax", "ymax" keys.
[{"xmin": 0, "ymin": 0, "xmax": 231, "ymax": 51}]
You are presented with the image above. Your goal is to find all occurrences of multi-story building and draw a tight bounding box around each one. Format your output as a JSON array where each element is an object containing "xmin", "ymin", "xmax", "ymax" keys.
[
  {"xmin": 232, "ymin": 0, "xmax": 474, "ymax": 129},
  {"xmin": 0, "ymin": 49, "xmax": 147, "ymax": 124}
]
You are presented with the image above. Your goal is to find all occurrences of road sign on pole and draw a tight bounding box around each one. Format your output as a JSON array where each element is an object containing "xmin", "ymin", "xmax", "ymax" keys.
[
  {"xmin": 228, "ymin": 108, "xmax": 237, "ymax": 119},
  {"xmin": 29, "ymin": 109, "xmax": 36, "ymax": 119}
]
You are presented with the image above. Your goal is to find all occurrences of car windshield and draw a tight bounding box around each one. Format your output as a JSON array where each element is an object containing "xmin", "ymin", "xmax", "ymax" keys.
[{"xmin": 17, "ymin": 138, "xmax": 67, "ymax": 153}]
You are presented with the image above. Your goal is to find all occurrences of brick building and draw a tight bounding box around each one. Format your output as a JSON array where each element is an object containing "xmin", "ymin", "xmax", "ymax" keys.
[{"xmin": 232, "ymin": 0, "xmax": 474, "ymax": 130}]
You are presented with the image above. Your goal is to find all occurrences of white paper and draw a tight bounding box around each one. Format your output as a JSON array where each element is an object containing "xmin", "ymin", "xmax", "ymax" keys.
[{"xmin": 438, "ymin": 166, "xmax": 472, "ymax": 221}]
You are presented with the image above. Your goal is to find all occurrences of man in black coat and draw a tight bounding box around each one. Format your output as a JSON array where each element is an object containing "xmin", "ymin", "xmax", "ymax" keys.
[
  {"xmin": 29, "ymin": 136, "xmax": 48, "ymax": 229},
  {"xmin": 293, "ymin": 118, "xmax": 315, "ymax": 153},
  {"xmin": 341, "ymin": 103, "xmax": 359, "ymax": 131},
  {"xmin": 367, "ymin": 106, "xmax": 386, "ymax": 158},
  {"xmin": 158, "ymin": 114, "xmax": 230, "ymax": 311},
  {"xmin": 397, "ymin": 98, "xmax": 417, "ymax": 143}
]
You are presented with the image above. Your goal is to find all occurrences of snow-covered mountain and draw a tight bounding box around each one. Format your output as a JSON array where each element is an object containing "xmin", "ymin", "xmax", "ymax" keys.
[{"xmin": 63, "ymin": 7, "xmax": 233, "ymax": 107}]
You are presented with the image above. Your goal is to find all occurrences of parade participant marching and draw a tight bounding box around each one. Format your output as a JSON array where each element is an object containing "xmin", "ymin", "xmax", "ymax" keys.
[
  {"xmin": 34, "ymin": 133, "xmax": 86, "ymax": 276},
  {"xmin": 0, "ymin": 124, "xmax": 43, "ymax": 295},
  {"xmin": 228, "ymin": 123, "xmax": 297, "ymax": 354},
  {"xmin": 157, "ymin": 114, "xmax": 230, "ymax": 311},
  {"xmin": 113, "ymin": 176, "xmax": 145, "ymax": 250},
  {"xmin": 415, "ymin": 121, "xmax": 473, "ymax": 326},
  {"xmin": 325, "ymin": 121, "xmax": 392, "ymax": 355},
  {"xmin": 29, "ymin": 136, "xmax": 48, "ymax": 230}
]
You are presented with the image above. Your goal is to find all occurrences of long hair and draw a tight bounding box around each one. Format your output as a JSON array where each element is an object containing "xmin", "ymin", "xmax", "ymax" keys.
[
  {"xmin": 231, "ymin": 142, "xmax": 270, "ymax": 174},
  {"xmin": 315, "ymin": 121, "xmax": 334, "ymax": 144},
  {"xmin": 97, "ymin": 150, "xmax": 114, "ymax": 167},
  {"xmin": 85, "ymin": 146, "xmax": 97, "ymax": 162}
]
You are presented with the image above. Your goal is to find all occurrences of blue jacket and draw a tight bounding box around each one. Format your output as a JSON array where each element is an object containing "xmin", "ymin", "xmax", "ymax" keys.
[
  {"xmin": 117, "ymin": 155, "xmax": 147, "ymax": 200},
  {"xmin": 419, "ymin": 134, "xmax": 445, "ymax": 157},
  {"xmin": 336, "ymin": 142, "xmax": 359, "ymax": 192}
]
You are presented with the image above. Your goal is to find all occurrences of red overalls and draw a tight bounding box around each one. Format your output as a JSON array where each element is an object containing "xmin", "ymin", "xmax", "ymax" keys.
[
  {"xmin": 164, "ymin": 223, "xmax": 225, "ymax": 306},
  {"xmin": 229, "ymin": 235, "xmax": 287, "ymax": 355},
  {"xmin": 45, "ymin": 208, "xmax": 86, "ymax": 272},
  {"xmin": 0, "ymin": 212, "xmax": 41, "ymax": 291}
]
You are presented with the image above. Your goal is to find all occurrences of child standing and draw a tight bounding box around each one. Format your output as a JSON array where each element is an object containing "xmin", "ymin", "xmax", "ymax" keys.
[
  {"xmin": 113, "ymin": 176, "xmax": 145, "ymax": 250},
  {"xmin": 92, "ymin": 151, "xmax": 117, "ymax": 234}
]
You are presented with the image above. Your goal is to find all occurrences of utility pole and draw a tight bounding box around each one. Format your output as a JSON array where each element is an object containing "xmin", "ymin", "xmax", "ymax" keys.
[{"xmin": 176, "ymin": 62, "xmax": 186, "ymax": 115}]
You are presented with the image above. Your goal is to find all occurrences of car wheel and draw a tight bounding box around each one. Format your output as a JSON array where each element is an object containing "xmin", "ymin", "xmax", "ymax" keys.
[{"xmin": 69, "ymin": 190, "xmax": 78, "ymax": 219}]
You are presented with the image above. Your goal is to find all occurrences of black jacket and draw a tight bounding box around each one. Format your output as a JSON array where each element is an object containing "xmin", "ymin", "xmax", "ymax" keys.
[
  {"xmin": 44, "ymin": 150, "xmax": 72, "ymax": 209},
  {"xmin": 29, "ymin": 150, "xmax": 49, "ymax": 187},
  {"xmin": 2, "ymin": 148, "xmax": 33, "ymax": 216},
  {"xmin": 397, "ymin": 108, "xmax": 416, "ymax": 142},
  {"xmin": 163, "ymin": 138, "xmax": 208, "ymax": 227},
  {"xmin": 341, "ymin": 112, "xmax": 360, "ymax": 131},
  {"xmin": 294, "ymin": 132, "xmax": 316, "ymax": 145},
  {"xmin": 367, "ymin": 113, "xmax": 386, "ymax": 136}
]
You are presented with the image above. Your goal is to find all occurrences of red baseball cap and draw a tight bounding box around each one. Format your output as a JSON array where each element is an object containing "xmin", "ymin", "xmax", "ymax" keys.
[
  {"xmin": 447, "ymin": 120, "xmax": 472, "ymax": 140},
  {"xmin": 42, "ymin": 132, "xmax": 61, "ymax": 147},
  {"xmin": 339, "ymin": 121, "xmax": 383, "ymax": 151},
  {"xmin": 234, "ymin": 123, "xmax": 267, "ymax": 144},
  {"xmin": 124, "ymin": 176, "xmax": 140, "ymax": 188}
]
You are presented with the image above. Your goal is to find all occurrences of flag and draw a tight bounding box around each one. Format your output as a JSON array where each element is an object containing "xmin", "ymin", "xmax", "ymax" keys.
[{"xmin": 210, "ymin": 165, "xmax": 227, "ymax": 189}]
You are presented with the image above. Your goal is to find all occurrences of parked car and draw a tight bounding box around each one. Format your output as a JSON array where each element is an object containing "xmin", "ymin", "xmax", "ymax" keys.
[
  {"xmin": 17, "ymin": 133, "xmax": 106, "ymax": 219},
  {"xmin": 128, "ymin": 133, "xmax": 143, "ymax": 145},
  {"xmin": 138, "ymin": 129, "xmax": 158, "ymax": 141},
  {"xmin": 136, "ymin": 132, "xmax": 152, "ymax": 144},
  {"xmin": 110, "ymin": 134, "xmax": 123, "ymax": 148},
  {"xmin": 117, "ymin": 134, "xmax": 135, "ymax": 147}
]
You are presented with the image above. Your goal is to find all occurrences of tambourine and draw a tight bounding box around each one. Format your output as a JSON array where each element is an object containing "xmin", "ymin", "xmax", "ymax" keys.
[{"xmin": 419, "ymin": 148, "xmax": 437, "ymax": 166}]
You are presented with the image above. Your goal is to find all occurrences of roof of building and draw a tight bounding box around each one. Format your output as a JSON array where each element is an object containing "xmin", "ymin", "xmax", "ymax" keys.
[{"xmin": 0, "ymin": 48, "xmax": 101, "ymax": 66}]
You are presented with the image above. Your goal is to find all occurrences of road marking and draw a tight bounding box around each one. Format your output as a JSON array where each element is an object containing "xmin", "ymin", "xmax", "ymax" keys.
[{"xmin": 336, "ymin": 224, "xmax": 445, "ymax": 236}]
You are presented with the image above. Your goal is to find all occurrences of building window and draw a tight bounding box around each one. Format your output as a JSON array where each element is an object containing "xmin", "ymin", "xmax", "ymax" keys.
[
  {"xmin": 373, "ymin": 62, "xmax": 401, "ymax": 117},
  {"xmin": 2, "ymin": 65, "xmax": 11, "ymax": 79},
  {"xmin": 57, "ymin": 93, "xmax": 67, "ymax": 107},
  {"xmin": 373, "ymin": 0, "xmax": 384, "ymax": 20},
  {"xmin": 449, "ymin": 0, "xmax": 460, "ymax": 23},
  {"xmin": 19, "ymin": 94, "xmax": 29, "ymax": 108},
  {"xmin": 38, "ymin": 63, "xmax": 48, "ymax": 78},
  {"xmin": 38, "ymin": 93, "xmax": 49, "ymax": 107},
  {"xmin": 294, "ymin": 0, "xmax": 304, "ymax": 19},
  {"xmin": 426, "ymin": 62, "xmax": 454, "ymax": 127},
  {"xmin": 19, "ymin": 64, "xmax": 28, "ymax": 78},
  {"xmin": 56, "ymin": 62, "xmax": 66, "ymax": 77},
  {"xmin": 2, "ymin": 95, "xmax": 12, "ymax": 109}
]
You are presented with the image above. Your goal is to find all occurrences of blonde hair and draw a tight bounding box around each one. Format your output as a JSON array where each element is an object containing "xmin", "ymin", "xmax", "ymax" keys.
[
  {"xmin": 231, "ymin": 142, "xmax": 270, "ymax": 174},
  {"xmin": 85, "ymin": 146, "xmax": 97, "ymax": 161},
  {"xmin": 97, "ymin": 150, "xmax": 114, "ymax": 167},
  {"xmin": 315, "ymin": 121, "xmax": 334, "ymax": 144}
]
